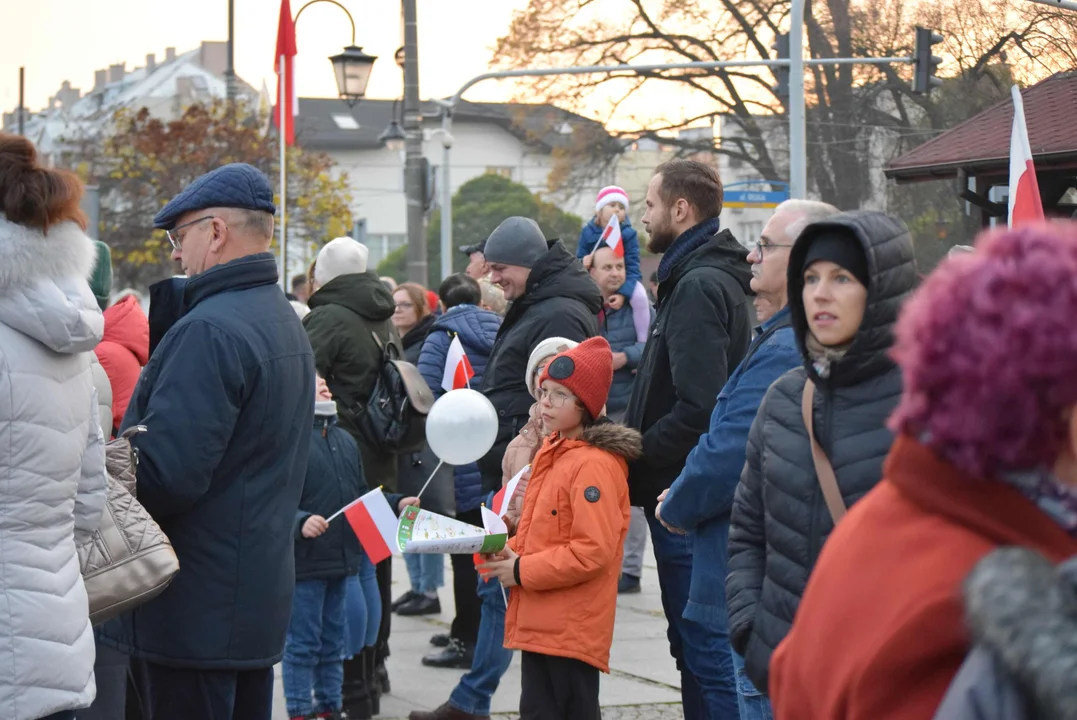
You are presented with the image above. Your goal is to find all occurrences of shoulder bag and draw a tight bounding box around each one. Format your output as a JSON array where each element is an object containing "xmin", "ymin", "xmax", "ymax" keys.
[{"xmin": 801, "ymin": 382, "xmax": 847, "ymax": 524}]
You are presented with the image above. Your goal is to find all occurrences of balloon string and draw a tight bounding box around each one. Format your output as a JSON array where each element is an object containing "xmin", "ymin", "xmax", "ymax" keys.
[{"xmin": 416, "ymin": 460, "xmax": 445, "ymax": 500}]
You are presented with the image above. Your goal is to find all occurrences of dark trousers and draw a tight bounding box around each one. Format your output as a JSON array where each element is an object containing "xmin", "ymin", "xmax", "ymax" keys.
[
  {"xmin": 41, "ymin": 713, "xmax": 76, "ymax": 720},
  {"xmin": 450, "ymin": 507, "xmax": 483, "ymax": 645},
  {"xmin": 76, "ymin": 642, "xmax": 129, "ymax": 720},
  {"xmin": 375, "ymin": 555, "xmax": 392, "ymax": 664},
  {"xmin": 130, "ymin": 661, "xmax": 274, "ymax": 720},
  {"xmin": 519, "ymin": 651, "xmax": 599, "ymax": 720}
]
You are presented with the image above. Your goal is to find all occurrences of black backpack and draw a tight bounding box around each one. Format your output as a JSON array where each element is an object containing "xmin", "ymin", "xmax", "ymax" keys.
[{"xmin": 348, "ymin": 331, "xmax": 435, "ymax": 456}]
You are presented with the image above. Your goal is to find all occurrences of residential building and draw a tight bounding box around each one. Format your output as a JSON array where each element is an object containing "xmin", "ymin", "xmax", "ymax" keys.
[{"xmin": 295, "ymin": 98, "xmax": 611, "ymax": 267}]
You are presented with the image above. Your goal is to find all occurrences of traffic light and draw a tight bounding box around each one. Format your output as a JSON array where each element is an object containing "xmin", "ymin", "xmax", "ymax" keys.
[
  {"xmin": 773, "ymin": 33, "xmax": 790, "ymax": 103},
  {"xmin": 913, "ymin": 26, "xmax": 943, "ymax": 94}
]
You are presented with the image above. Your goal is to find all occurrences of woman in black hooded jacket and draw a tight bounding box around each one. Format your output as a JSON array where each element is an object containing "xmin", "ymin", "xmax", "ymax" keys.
[{"xmin": 725, "ymin": 211, "xmax": 916, "ymax": 694}]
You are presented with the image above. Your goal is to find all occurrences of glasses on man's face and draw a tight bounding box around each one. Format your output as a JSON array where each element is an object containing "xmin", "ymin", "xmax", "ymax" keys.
[
  {"xmin": 753, "ymin": 241, "xmax": 794, "ymax": 259},
  {"xmin": 537, "ymin": 387, "xmax": 573, "ymax": 408},
  {"xmin": 394, "ymin": 302, "xmax": 414, "ymax": 311},
  {"xmin": 166, "ymin": 215, "xmax": 217, "ymax": 251}
]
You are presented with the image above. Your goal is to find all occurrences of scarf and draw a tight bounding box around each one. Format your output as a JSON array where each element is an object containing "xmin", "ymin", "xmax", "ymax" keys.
[
  {"xmin": 656, "ymin": 217, "xmax": 722, "ymax": 283},
  {"xmin": 1003, "ymin": 469, "xmax": 1077, "ymax": 538},
  {"xmin": 804, "ymin": 331, "xmax": 852, "ymax": 379}
]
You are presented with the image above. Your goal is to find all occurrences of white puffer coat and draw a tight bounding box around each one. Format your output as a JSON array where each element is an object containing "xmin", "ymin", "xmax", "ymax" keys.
[{"xmin": 0, "ymin": 213, "xmax": 108, "ymax": 719}]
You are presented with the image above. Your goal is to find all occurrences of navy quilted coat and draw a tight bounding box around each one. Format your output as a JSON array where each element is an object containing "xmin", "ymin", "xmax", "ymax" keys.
[
  {"xmin": 726, "ymin": 212, "xmax": 916, "ymax": 692},
  {"xmin": 417, "ymin": 304, "xmax": 502, "ymax": 513}
]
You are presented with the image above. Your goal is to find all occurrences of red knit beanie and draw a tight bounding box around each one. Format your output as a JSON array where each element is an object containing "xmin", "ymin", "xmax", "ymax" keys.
[{"xmin": 538, "ymin": 336, "xmax": 613, "ymax": 419}]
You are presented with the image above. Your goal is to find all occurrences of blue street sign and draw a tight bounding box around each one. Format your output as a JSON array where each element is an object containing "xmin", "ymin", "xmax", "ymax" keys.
[{"xmin": 723, "ymin": 180, "xmax": 790, "ymax": 209}]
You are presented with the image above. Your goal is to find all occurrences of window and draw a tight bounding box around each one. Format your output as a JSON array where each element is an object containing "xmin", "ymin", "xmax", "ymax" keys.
[
  {"xmin": 485, "ymin": 166, "xmax": 514, "ymax": 179},
  {"xmin": 331, "ymin": 114, "xmax": 360, "ymax": 130},
  {"xmin": 738, "ymin": 221, "xmax": 763, "ymax": 248}
]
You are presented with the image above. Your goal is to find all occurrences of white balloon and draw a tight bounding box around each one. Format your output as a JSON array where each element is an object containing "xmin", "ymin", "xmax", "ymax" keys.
[{"xmin": 426, "ymin": 389, "xmax": 499, "ymax": 466}]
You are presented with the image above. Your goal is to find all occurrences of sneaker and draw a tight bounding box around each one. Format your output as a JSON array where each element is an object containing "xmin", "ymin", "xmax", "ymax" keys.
[
  {"xmin": 397, "ymin": 594, "xmax": 441, "ymax": 616},
  {"xmin": 421, "ymin": 638, "xmax": 475, "ymax": 669},
  {"xmin": 429, "ymin": 632, "xmax": 451, "ymax": 647},
  {"xmin": 618, "ymin": 573, "xmax": 641, "ymax": 594},
  {"xmin": 391, "ymin": 589, "xmax": 419, "ymax": 613}
]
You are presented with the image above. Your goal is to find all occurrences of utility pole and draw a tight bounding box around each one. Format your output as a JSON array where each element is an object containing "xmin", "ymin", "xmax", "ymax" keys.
[
  {"xmin": 17, "ymin": 67, "xmax": 24, "ymax": 136},
  {"xmin": 225, "ymin": 0, "xmax": 237, "ymax": 108},
  {"xmin": 401, "ymin": 0, "xmax": 427, "ymax": 283}
]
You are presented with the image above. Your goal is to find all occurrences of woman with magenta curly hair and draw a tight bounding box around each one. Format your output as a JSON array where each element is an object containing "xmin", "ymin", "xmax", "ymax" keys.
[{"xmin": 768, "ymin": 223, "xmax": 1077, "ymax": 720}]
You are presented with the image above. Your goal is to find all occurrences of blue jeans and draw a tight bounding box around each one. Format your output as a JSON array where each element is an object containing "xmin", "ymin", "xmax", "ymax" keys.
[
  {"xmin": 346, "ymin": 553, "xmax": 382, "ymax": 656},
  {"xmin": 646, "ymin": 511, "xmax": 738, "ymax": 720},
  {"xmin": 732, "ymin": 650, "xmax": 773, "ymax": 720},
  {"xmin": 448, "ymin": 556, "xmax": 515, "ymax": 715},
  {"xmin": 405, "ymin": 551, "xmax": 445, "ymax": 594},
  {"xmin": 282, "ymin": 577, "xmax": 348, "ymax": 717}
]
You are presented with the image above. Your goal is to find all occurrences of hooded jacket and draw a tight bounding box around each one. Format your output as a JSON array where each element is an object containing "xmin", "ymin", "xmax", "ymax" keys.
[
  {"xmin": 305, "ymin": 271, "xmax": 401, "ymax": 491},
  {"xmin": 95, "ymin": 294, "xmax": 149, "ymax": 434},
  {"xmin": 504, "ymin": 421, "xmax": 641, "ymax": 672},
  {"xmin": 295, "ymin": 402, "xmax": 404, "ymax": 581},
  {"xmin": 418, "ymin": 304, "xmax": 502, "ymax": 512},
  {"xmin": 477, "ymin": 241, "xmax": 602, "ymax": 492},
  {"xmin": 768, "ymin": 437, "xmax": 1077, "ymax": 720},
  {"xmin": 102, "ymin": 252, "xmax": 315, "ymax": 670},
  {"xmin": 934, "ymin": 549, "xmax": 1077, "ymax": 720},
  {"xmin": 624, "ymin": 227, "xmax": 753, "ymax": 511},
  {"xmin": 726, "ymin": 211, "xmax": 917, "ymax": 692},
  {"xmin": 0, "ymin": 214, "xmax": 108, "ymax": 719}
]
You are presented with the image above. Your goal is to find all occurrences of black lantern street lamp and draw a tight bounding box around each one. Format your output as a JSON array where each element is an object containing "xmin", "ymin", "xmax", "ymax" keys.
[
  {"xmin": 330, "ymin": 45, "xmax": 378, "ymax": 107},
  {"xmin": 378, "ymin": 118, "xmax": 406, "ymax": 151},
  {"xmin": 294, "ymin": 0, "xmax": 377, "ymax": 108}
]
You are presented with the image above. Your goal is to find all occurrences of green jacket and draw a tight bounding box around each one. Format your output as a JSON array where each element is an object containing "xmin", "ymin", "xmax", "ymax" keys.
[{"xmin": 304, "ymin": 272, "xmax": 401, "ymax": 490}]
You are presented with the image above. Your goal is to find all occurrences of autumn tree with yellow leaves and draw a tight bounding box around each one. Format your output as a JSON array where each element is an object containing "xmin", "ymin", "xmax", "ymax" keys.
[{"xmin": 75, "ymin": 99, "xmax": 352, "ymax": 288}]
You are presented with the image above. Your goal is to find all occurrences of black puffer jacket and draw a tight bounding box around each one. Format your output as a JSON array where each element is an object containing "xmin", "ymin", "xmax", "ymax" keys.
[
  {"xmin": 477, "ymin": 240, "xmax": 602, "ymax": 492},
  {"xmin": 726, "ymin": 211, "xmax": 916, "ymax": 692},
  {"xmin": 624, "ymin": 228, "xmax": 753, "ymax": 511}
]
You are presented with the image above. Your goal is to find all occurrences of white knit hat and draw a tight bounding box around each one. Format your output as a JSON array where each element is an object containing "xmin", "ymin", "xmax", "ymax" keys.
[
  {"xmin": 595, "ymin": 185, "xmax": 629, "ymax": 214},
  {"xmin": 314, "ymin": 237, "xmax": 369, "ymax": 286},
  {"xmin": 525, "ymin": 336, "xmax": 580, "ymax": 399}
]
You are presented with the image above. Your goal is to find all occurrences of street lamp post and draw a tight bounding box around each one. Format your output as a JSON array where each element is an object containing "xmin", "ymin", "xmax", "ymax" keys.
[
  {"xmin": 401, "ymin": 0, "xmax": 426, "ymax": 283},
  {"xmin": 282, "ymin": 0, "xmax": 377, "ymax": 286}
]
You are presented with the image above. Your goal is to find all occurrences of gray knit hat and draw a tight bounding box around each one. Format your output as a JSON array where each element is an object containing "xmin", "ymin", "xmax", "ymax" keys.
[{"xmin": 482, "ymin": 217, "xmax": 548, "ymax": 269}]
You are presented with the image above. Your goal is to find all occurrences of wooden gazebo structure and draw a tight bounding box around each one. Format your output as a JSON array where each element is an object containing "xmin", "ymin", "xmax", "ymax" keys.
[{"xmin": 885, "ymin": 71, "xmax": 1077, "ymax": 226}]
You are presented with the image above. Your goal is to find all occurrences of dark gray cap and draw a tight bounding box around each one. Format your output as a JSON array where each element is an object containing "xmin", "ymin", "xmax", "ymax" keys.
[
  {"xmin": 481, "ymin": 217, "xmax": 548, "ymax": 269},
  {"xmin": 459, "ymin": 242, "xmax": 485, "ymax": 255}
]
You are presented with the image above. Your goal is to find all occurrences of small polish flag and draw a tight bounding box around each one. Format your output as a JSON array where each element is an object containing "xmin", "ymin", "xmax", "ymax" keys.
[
  {"xmin": 342, "ymin": 488, "xmax": 401, "ymax": 564},
  {"xmin": 598, "ymin": 215, "xmax": 624, "ymax": 258},
  {"xmin": 1008, "ymin": 84, "xmax": 1044, "ymax": 228},
  {"xmin": 441, "ymin": 335, "xmax": 475, "ymax": 392},
  {"xmin": 481, "ymin": 505, "xmax": 508, "ymax": 536},
  {"xmin": 491, "ymin": 465, "xmax": 528, "ymax": 518}
]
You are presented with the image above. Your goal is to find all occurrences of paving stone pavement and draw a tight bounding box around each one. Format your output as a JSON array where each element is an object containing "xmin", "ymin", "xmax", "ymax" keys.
[{"xmin": 273, "ymin": 533, "xmax": 685, "ymax": 719}]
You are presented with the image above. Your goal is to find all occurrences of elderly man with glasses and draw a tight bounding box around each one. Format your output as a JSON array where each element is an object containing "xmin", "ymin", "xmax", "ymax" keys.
[
  {"xmin": 99, "ymin": 163, "xmax": 316, "ymax": 720},
  {"xmin": 655, "ymin": 199, "xmax": 839, "ymax": 720}
]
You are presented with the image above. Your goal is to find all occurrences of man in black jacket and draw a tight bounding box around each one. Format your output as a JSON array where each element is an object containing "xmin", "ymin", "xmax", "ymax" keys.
[
  {"xmin": 475, "ymin": 216, "xmax": 603, "ymax": 491},
  {"xmin": 624, "ymin": 159, "xmax": 752, "ymax": 720}
]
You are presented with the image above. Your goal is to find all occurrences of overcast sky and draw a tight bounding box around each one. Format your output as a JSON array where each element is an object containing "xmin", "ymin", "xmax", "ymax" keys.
[{"xmin": 0, "ymin": 0, "xmax": 529, "ymax": 112}]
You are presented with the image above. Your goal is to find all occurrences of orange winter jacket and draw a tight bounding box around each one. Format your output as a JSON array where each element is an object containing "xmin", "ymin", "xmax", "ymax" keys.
[{"xmin": 504, "ymin": 420, "xmax": 640, "ymax": 672}]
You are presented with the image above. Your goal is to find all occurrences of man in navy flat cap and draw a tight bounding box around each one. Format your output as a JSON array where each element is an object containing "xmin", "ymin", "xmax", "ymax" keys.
[{"xmin": 100, "ymin": 163, "xmax": 315, "ymax": 720}]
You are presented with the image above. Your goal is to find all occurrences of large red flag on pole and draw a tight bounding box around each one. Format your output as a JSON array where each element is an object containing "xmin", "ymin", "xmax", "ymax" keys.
[
  {"xmin": 1008, "ymin": 85, "xmax": 1044, "ymax": 228},
  {"xmin": 274, "ymin": 0, "xmax": 297, "ymax": 147}
]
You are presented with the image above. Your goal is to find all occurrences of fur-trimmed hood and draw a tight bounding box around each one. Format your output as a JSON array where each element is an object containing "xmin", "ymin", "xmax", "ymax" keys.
[
  {"xmin": 962, "ymin": 547, "xmax": 1077, "ymax": 718},
  {"xmin": 0, "ymin": 214, "xmax": 103, "ymax": 353},
  {"xmin": 579, "ymin": 419, "xmax": 643, "ymax": 461}
]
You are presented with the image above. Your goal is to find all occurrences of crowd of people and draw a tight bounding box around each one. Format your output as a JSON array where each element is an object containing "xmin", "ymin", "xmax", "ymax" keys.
[{"xmin": 4, "ymin": 124, "xmax": 1077, "ymax": 720}]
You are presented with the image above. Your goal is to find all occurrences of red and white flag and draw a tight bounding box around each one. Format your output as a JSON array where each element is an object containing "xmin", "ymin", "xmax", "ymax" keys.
[
  {"xmin": 1008, "ymin": 85, "xmax": 1043, "ymax": 228},
  {"xmin": 273, "ymin": 0, "xmax": 298, "ymax": 147},
  {"xmin": 598, "ymin": 215, "xmax": 624, "ymax": 258},
  {"xmin": 490, "ymin": 465, "xmax": 528, "ymax": 518},
  {"xmin": 342, "ymin": 488, "xmax": 401, "ymax": 564},
  {"xmin": 441, "ymin": 335, "xmax": 475, "ymax": 392}
]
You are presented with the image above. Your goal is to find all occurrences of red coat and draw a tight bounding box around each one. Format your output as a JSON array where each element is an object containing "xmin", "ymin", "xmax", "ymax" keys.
[
  {"xmin": 770, "ymin": 435, "xmax": 1077, "ymax": 719},
  {"xmin": 94, "ymin": 295, "xmax": 149, "ymax": 433}
]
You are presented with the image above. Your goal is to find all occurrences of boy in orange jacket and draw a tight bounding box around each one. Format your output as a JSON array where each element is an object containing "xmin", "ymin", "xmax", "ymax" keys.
[{"xmin": 478, "ymin": 336, "xmax": 640, "ymax": 720}]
